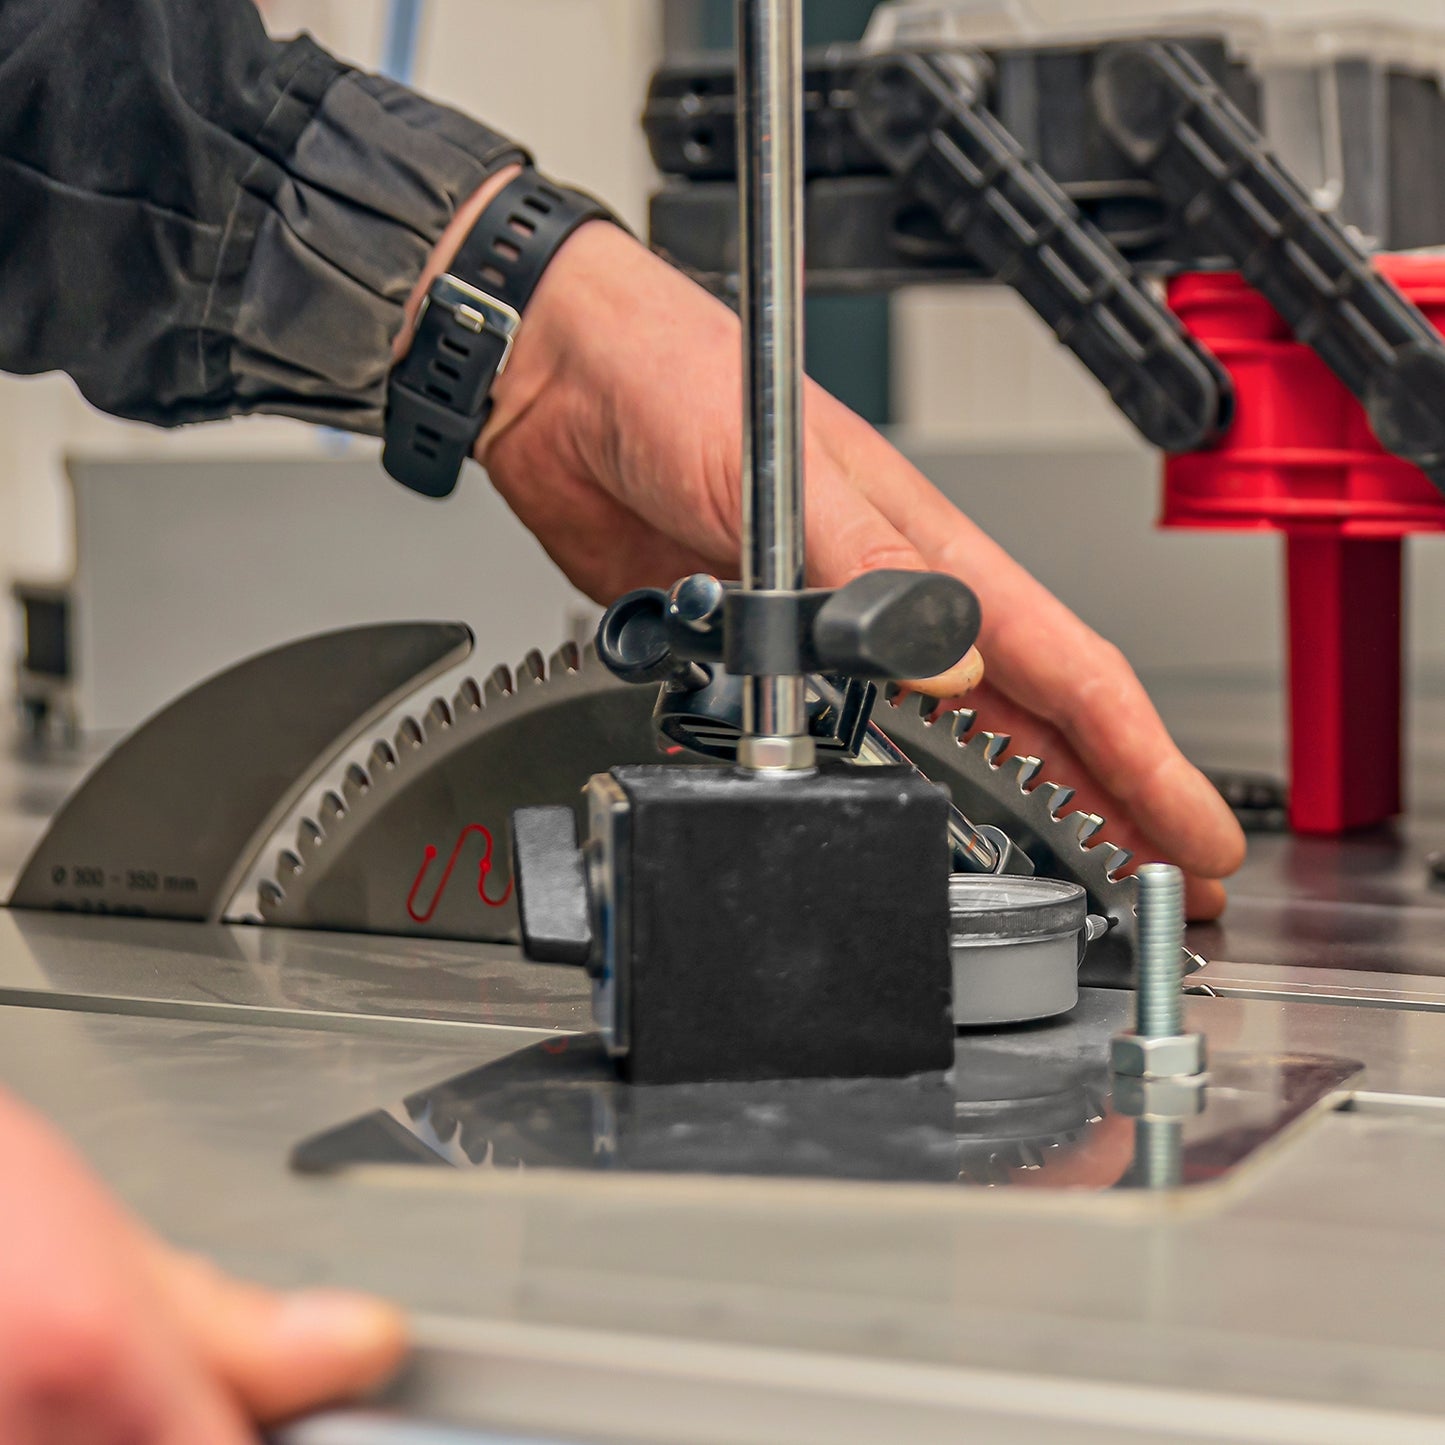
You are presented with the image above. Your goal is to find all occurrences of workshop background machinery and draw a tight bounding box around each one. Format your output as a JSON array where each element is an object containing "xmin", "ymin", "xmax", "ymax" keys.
[{"xmin": 649, "ymin": 0, "xmax": 1445, "ymax": 836}]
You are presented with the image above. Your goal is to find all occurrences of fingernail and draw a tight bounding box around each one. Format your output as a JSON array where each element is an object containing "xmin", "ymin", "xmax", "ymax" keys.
[
  {"xmin": 907, "ymin": 647, "xmax": 985, "ymax": 700},
  {"xmin": 274, "ymin": 1290, "xmax": 407, "ymax": 1353},
  {"xmin": 957, "ymin": 646, "xmax": 985, "ymax": 692}
]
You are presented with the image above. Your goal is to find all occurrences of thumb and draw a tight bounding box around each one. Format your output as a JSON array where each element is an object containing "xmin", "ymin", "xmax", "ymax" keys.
[
  {"xmin": 911, "ymin": 644, "xmax": 985, "ymax": 698},
  {"xmin": 154, "ymin": 1248, "xmax": 409, "ymax": 1425}
]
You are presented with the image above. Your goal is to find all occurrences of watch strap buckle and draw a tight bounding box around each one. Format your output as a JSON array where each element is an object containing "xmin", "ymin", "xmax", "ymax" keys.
[
  {"xmin": 418, "ymin": 275, "xmax": 522, "ymax": 376},
  {"xmin": 383, "ymin": 167, "xmax": 619, "ymax": 499}
]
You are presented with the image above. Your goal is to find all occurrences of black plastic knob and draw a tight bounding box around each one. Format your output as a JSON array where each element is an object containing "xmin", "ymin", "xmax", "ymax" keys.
[
  {"xmin": 511, "ymin": 806, "xmax": 594, "ymax": 968},
  {"xmin": 596, "ymin": 589, "xmax": 677, "ymax": 685},
  {"xmin": 813, "ymin": 571, "xmax": 982, "ymax": 680}
]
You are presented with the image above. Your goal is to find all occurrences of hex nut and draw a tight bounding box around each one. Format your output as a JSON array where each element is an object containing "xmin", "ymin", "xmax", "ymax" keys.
[
  {"xmin": 1110, "ymin": 1030, "xmax": 1206, "ymax": 1080},
  {"xmin": 1112, "ymin": 1073, "xmax": 1207, "ymax": 1121}
]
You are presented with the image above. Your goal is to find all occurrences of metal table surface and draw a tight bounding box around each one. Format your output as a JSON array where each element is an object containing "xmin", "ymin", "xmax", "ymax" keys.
[
  {"xmin": 2, "ymin": 919, "xmax": 1445, "ymax": 1444},
  {"xmin": 1149, "ymin": 672, "xmax": 1445, "ymax": 1002},
  {"xmin": 2, "ymin": 677, "xmax": 1445, "ymax": 1442}
]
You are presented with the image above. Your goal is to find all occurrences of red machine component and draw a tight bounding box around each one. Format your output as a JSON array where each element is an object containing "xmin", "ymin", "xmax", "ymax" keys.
[{"xmin": 1166, "ymin": 259, "xmax": 1445, "ymax": 834}]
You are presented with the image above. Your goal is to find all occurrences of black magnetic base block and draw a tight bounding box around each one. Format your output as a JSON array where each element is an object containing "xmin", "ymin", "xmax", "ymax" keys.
[{"xmin": 610, "ymin": 763, "xmax": 954, "ymax": 1086}]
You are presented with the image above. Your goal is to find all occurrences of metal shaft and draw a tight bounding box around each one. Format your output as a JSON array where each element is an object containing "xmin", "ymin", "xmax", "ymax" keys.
[
  {"xmin": 1135, "ymin": 863, "xmax": 1186, "ymax": 1037},
  {"xmin": 736, "ymin": 0, "xmax": 812, "ymax": 769},
  {"xmin": 1132, "ymin": 1118, "xmax": 1185, "ymax": 1190}
]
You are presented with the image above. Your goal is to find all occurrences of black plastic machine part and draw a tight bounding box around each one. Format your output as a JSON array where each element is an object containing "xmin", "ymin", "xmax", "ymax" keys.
[
  {"xmin": 643, "ymin": 36, "xmax": 1259, "ymax": 189},
  {"xmin": 1093, "ymin": 42, "xmax": 1445, "ymax": 495},
  {"xmin": 647, "ymin": 36, "xmax": 1445, "ymax": 496},
  {"xmin": 849, "ymin": 49, "xmax": 1234, "ymax": 455},
  {"xmin": 383, "ymin": 168, "xmax": 617, "ymax": 499},
  {"xmin": 514, "ymin": 765, "xmax": 956, "ymax": 1087},
  {"xmin": 511, "ymin": 807, "xmax": 593, "ymax": 969},
  {"xmin": 598, "ymin": 569, "xmax": 982, "ymax": 686},
  {"xmin": 592, "ymin": 570, "xmax": 981, "ymax": 763}
]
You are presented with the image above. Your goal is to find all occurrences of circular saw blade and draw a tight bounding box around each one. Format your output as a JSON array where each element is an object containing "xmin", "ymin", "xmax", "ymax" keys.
[
  {"xmin": 233, "ymin": 643, "xmax": 662, "ymax": 942},
  {"xmin": 234, "ymin": 638, "xmax": 1138, "ymax": 981}
]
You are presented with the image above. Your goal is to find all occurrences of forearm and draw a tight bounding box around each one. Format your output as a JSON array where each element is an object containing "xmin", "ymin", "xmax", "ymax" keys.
[{"xmin": 0, "ymin": 0, "xmax": 527, "ymax": 433}]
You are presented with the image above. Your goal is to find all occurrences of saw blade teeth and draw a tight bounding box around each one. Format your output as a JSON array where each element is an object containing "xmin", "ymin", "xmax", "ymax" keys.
[
  {"xmin": 485, "ymin": 666, "xmax": 514, "ymax": 703},
  {"xmin": 258, "ymin": 879, "xmax": 284, "ymax": 909},
  {"xmin": 865, "ymin": 690, "xmax": 1141, "ymax": 975},
  {"xmin": 549, "ymin": 642, "xmax": 582, "ymax": 676},
  {"xmin": 980, "ymin": 733, "xmax": 1012, "ymax": 767},
  {"xmin": 342, "ymin": 764, "xmax": 370, "ymax": 803},
  {"xmin": 427, "ymin": 698, "xmax": 453, "ymax": 733},
  {"xmin": 241, "ymin": 625, "xmax": 666, "ymax": 937},
  {"xmin": 1073, "ymin": 813, "xmax": 1105, "ymax": 847},
  {"xmin": 454, "ymin": 678, "xmax": 483, "ymax": 715},
  {"xmin": 1101, "ymin": 845, "xmax": 1133, "ymax": 880},
  {"xmin": 1035, "ymin": 782, "xmax": 1075, "ymax": 818},
  {"xmin": 884, "ymin": 682, "xmax": 905, "ymax": 705},
  {"xmin": 948, "ymin": 709, "xmax": 978, "ymax": 742},
  {"xmin": 1006, "ymin": 755, "xmax": 1043, "ymax": 792}
]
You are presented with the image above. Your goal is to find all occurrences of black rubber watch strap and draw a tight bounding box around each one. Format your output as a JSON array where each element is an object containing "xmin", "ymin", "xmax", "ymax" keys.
[{"xmin": 384, "ymin": 169, "xmax": 616, "ymax": 497}]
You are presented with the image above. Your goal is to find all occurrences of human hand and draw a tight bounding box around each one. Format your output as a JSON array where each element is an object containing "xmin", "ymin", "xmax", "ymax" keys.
[
  {"xmin": 398, "ymin": 186, "xmax": 1245, "ymax": 917},
  {"xmin": 478, "ymin": 222, "xmax": 1243, "ymax": 917},
  {"xmin": 0, "ymin": 1090, "xmax": 405, "ymax": 1442}
]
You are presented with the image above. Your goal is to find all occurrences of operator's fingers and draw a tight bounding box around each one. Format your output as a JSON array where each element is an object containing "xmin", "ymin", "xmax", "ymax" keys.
[
  {"xmin": 961, "ymin": 575, "xmax": 1241, "ymax": 880},
  {"xmin": 156, "ymin": 1249, "xmax": 408, "ymax": 1427},
  {"xmin": 0, "ymin": 1096, "xmax": 256, "ymax": 1445},
  {"xmin": 920, "ymin": 680, "xmax": 1228, "ymax": 920},
  {"xmin": 814, "ymin": 390, "xmax": 1244, "ymax": 880}
]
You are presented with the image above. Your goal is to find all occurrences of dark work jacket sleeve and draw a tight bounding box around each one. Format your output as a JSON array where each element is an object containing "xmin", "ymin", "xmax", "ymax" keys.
[{"xmin": 0, "ymin": 0, "xmax": 528, "ymax": 433}]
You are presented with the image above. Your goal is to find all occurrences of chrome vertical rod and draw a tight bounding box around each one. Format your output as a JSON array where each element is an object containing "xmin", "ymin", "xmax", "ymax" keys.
[{"xmin": 736, "ymin": 0, "xmax": 813, "ymax": 771}]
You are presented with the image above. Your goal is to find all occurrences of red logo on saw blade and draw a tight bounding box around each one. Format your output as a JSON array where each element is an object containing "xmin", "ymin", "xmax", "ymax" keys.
[{"xmin": 407, "ymin": 824, "xmax": 514, "ymax": 923}]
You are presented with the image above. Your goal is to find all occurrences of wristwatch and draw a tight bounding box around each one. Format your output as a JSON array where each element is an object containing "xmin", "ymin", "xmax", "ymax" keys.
[{"xmin": 383, "ymin": 168, "xmax": 617, "ymax": 498}]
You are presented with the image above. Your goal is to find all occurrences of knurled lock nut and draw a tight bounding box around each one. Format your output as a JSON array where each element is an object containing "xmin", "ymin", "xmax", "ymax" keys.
[
  {"xmin": 1112, "ymin": 1072, "xmax": 1207, "ymax": 1121},
  {"xmin": 1110, "ymin": 1031, "xmax": 1207, "ymax": 1080}
]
